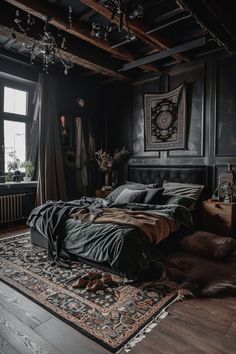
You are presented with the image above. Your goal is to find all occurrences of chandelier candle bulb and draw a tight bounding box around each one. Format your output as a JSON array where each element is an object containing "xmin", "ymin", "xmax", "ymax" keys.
[
  {"xmin": 11, "ymin": 6, "xmax": 73, "ymax": 74},
  {"xmin": 90, "ymin": 0, "xmax": 143, "ymax": 41}
]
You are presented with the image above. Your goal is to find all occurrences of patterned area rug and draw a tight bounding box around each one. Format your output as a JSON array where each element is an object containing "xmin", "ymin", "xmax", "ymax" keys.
[{"xmin": 0, "ymin": 233, "xmax": 180, "ymax": 352}]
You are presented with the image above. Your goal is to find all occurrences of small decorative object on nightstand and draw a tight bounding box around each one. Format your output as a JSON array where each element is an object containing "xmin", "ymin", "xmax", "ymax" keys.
[
  {"xmin": 95, "ymin": 147, "xmax": 130, "ymax": 189},
  {"xmin": 201, "ymin": 200, "xmax": 236, "ymax": 237},
  {"xmin": 212, "ymin": 162, "xmax": 236, "ymax": 202},
  {"xmin": 95, "ymin": 189, "xmax": 111, "ymax": 199}
]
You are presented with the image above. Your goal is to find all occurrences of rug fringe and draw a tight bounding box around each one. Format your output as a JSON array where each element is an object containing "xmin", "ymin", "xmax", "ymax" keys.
[{"xmin": 117, "ymin": 292, "xmax": 184, "ymax": 353}]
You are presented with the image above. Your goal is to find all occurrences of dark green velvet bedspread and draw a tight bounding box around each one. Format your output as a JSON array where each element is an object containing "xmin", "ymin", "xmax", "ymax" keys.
[
  {"xmin": 28, "ymin": 198, "xmax": 193, "ymax": 278},
  {"xmin": 63, "ymin": 202, "xmax": 193, "ymax": 278}
]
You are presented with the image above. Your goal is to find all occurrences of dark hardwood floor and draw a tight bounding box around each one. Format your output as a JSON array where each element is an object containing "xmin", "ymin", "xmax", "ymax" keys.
[
  {"xmin": 0, "ymin": 222, "xmax": 29, "ymax": 240},
  {"xmin": 0, "ymin": 281, "xmax": 236, "ymax": 354},
  {"xmin": 0, "ymin": 226, "xmax": 236, "ymax": 353}
]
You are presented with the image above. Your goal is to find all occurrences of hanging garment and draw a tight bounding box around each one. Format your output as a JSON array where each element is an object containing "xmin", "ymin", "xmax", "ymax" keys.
[{"xmin": 75, "ymin": 116, "xmax": 88, "ymax": 195}]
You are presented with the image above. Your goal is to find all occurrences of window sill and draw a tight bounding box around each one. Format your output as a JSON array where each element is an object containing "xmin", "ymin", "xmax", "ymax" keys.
[{"xmin": 0, "ymin": 181, "xmax": 38, "ymax": 191}]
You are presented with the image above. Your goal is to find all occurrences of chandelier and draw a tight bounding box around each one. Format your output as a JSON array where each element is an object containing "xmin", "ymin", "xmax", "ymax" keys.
[
  {"xmin": 91, "ymin": 0, "xmax": 143, "ymax": 41},
  {"xmin": 11, "ymin": 7, "xmax": 73, "ymax": 75}
]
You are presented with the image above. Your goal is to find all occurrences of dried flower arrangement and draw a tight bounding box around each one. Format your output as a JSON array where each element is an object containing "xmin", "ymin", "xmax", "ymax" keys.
[{"xmin": 95, "ymin": 146, "xmax": 130, "ymax": 173}]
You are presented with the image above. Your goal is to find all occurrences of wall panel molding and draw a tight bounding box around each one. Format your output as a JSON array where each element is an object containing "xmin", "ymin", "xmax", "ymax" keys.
[
  {"xmin": 110, "ymin": 52, "xmax": 236, "ymax": 193},
  {"xmin": 167, "ymin": 63, "xmax": 205, "ymax": 158},
  {"xmin": 215, "ymin": 55, "xmax": 236, "ymax": 157}
]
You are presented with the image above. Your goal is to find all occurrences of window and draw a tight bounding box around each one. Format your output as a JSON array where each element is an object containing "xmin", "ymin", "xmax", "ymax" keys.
[
  {"xmin": 4, "ymin": 87, "xmax": 28, "ymax": 115},
  {"xmin": 0, "ymin": 78, "xmax": 36, "ymax": 178},
  {"xmin": 4, "ymin": 121, "xmax": 26, "ymax": 172}
]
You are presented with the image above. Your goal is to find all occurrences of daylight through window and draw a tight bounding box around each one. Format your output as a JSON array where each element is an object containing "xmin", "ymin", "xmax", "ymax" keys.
[{"xmin": 4, "ymin": 86, "xmax": 27, "ymax": 115}]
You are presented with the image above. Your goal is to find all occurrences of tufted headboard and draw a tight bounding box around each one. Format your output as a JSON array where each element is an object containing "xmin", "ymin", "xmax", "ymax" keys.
[{"xmin": 128, "ymin": 165, "xmax": 211, "ymax": 198}]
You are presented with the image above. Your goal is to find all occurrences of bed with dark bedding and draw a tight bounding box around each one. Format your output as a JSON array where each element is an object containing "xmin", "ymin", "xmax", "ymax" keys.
[{"xmin": 28, "ymin": 165, "xmax": 210, "ymax": 279}]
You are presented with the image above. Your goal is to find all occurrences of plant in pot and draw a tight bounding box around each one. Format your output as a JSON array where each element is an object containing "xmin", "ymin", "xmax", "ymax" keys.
[
  {"xmin": 21, "ymin": 160, "xmax": 34, "ymax": 181},
  {"xmin": 7, "ymin": 151, "xmax": 21, "ymax": 182}
]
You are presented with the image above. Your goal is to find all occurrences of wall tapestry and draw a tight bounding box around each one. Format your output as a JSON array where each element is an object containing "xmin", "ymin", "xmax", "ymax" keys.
[{"xmin": 144, "ymin": 84, "xmax": 186, "ymax": 151}]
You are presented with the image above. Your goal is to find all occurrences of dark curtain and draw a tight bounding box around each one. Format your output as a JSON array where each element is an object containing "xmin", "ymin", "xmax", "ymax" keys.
[
  {"xmin": 37, "ymin": 74, "xmax": 67, "ymax": 205},
  {"xmin": 27, "ymin": 87, "xmax": 39, "ymax": 180}
]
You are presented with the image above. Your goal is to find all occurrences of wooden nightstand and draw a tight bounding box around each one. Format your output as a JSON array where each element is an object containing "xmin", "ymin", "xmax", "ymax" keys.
[
  {"xmin": 201, "ymin": 200, "xmax": 236, "ymax": 237},
  {"xmin": 95, "ymin": 189, "xmax": 111, "ymax": 198}
]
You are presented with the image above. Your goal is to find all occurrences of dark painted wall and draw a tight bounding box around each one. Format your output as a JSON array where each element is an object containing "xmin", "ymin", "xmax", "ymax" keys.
[
  {"xmin": 56, "ymin": 74, "xmax": 105, "ymax": 198},
  {"xmin": 58, "ymin": 75, "xmax": 105, "ymax": 198},
  {"xmin": 3, "ymin": 51, "xmax": 236, "ymax": 194},
  {"xmin": 101, "ymin": 81, "xmax": 132, "ymax": 185},
  {"xmin": 0, "ymin": 56, "xmax": 39, "ymax": 83},
  {"xmin": 106, "ymin": 53, "xmax": 236, "ymax": 191}
]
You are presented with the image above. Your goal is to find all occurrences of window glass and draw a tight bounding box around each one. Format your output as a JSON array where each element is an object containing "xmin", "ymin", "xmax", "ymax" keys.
[
  {"xmin": 4, "ymin": 86, "xmax": 27, "ymax": 115},
  {"xmin": 4, "ymin": 120, "xmax": 26, "ymax": 172}
]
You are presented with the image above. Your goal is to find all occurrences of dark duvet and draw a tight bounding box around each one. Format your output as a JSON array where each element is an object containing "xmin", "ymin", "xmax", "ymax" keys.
[{"xmin": 28, "ymin": 198, "xmax": 193, "ymax": 279}]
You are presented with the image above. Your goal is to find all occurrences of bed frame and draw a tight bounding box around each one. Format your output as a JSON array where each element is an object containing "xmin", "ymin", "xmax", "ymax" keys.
[
  {"xmin": 128, "ymin": 165, "xmax": 211, "ymax": 199},
  {"xmin": 31, "ymin": 165, "xmax": 211, "ymax": 249}
]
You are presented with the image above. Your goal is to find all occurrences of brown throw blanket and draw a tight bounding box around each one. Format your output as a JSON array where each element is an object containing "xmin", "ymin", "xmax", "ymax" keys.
[{"xmin": 70, "ymin": 208, "xmax": 177, "ymax": 244}]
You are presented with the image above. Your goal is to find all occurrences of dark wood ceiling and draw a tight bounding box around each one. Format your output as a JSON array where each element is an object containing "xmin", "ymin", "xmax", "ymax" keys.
[{"xmin": 0, "ymin": 0, "xmax": 235, "ymax": 81}]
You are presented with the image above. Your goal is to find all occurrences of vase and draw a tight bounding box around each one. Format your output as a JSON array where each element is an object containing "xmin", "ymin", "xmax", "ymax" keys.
[
  {"xmin": 104, "ymin": 171, "xmax": 110, "ymax": 186},
  {"xmin": 111, "ymin": 170, "xmax": 118, "ymax": 188},
  {"xmin": 24, "ymin": 175, "xmax": 31, "ymax": 182},
  {"xmin": 13, "ymin": 170, "xmax": 21, "ymax": 182}
]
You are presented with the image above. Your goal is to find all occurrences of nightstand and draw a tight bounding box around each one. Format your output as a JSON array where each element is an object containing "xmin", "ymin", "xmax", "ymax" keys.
[
  {"xmin": 201, "ymin": 200, "xmax": 236, "ymax": 237},
  {"xmin": 95, "ymin": 189, "xmax": 111, "ymax": 198}
]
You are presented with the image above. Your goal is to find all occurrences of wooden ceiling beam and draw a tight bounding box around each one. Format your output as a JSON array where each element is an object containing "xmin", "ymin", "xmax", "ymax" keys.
[
  {"xmin": 176, "ymin": 0, "xmax": 236, "ymax": 52},
  {"xmin": 0, "ymin": 24, "xmax": 130, "ymax": 81},
  {"xmin": 3, "ymin": 0, "xmax": 158, "ymax": 73},
  {"xmin": 77, "ymin": 8, "xmax": 95, "ymax": 22},
  {"xmin": 80, "ymin": 0, "xmax": 189, "ymax": 63},
  {"xmin": 121, "ymin": 37, "xmax": 206, "ymax": 71}
]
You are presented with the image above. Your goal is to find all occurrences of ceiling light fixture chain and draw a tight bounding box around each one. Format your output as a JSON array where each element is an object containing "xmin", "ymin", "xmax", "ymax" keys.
[
  {"xmin": 90, "ymin": 0, "xmax": 143, "ymax": 41},
  {"xmin": 11, "ymin": 6, "xmax": 73, "ymax": 75}
]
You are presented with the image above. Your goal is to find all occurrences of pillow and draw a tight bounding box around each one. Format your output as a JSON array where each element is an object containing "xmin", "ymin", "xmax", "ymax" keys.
[
  {"xmin": 114, "ymin": 188, "xmax": 146, "ymax": 204},
  {"xmin": 143, "ymin": 188, "xmax": 164, "ymax": 204},
  {"xmin": 160, "ymin": 194, "xmax": 196, "ymax": 209},
  {"xmin": 163, "ymin": 181, "xmax": 204, "ymax": 200},
  {"xmin": 180, "ymin": 231, "xmax": 236, "ymax": 259},
  {"xmin": 106, "ymin": 184, "xmax": 145, "ymax": 203},
  {"xmin": 126, "ymin": 181, "xmax": 159, "ymax": 188}
]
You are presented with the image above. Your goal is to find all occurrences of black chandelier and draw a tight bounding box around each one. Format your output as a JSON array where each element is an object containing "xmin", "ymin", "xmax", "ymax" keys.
[
  {"xmin": 11, "ymin": 7, "xmax": 73, "ymax": 74},
  {"xmin": 91, "ymin": 0, "xmax": 143, "ymax": 41}
]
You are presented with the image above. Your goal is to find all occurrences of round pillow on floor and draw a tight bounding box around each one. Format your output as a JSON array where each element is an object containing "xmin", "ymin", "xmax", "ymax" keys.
[{"xmin": 179, "ymin": 231, "xmax": 236, "ymax": 259}]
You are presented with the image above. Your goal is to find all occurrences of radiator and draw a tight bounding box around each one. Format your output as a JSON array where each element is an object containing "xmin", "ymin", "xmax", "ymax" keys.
[{"xmin": 0, "ymin": 194, "xmax": 25, "ymax": 223}]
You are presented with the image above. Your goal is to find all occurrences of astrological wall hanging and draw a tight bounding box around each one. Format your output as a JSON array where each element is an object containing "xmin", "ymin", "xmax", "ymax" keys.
[{"xmin": 144, "ymin": 84, "xmax": 186, "ymax": 151}]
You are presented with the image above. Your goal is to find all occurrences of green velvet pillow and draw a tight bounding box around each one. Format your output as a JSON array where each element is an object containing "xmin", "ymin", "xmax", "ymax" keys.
[
  {"xmin": 143, "ymin": 188, "xmax": 164, "ymax": 204},
  {"xmin": 106, "ymin": 184, "xmax": 145, "ymax": 203},
  {"xmin": 114, "ymin": 188, "xmax": 146, "ymax": 204},
  {"xmin": 163, "ymin": 181, "xmax": 204, "ymax": 200}
]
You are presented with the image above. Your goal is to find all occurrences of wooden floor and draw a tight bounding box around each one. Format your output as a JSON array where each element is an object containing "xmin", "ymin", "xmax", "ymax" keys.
[
  {"xmin": 0, "ymin": 223, "xmax": 29, "ymax": 239},
  {"xmin": 0, "ymin": 281, "xmax": 236, "ymax": 354},
  {"xmin": 1, "ymin": 225, "xmax": 236, "ymax": 353}
]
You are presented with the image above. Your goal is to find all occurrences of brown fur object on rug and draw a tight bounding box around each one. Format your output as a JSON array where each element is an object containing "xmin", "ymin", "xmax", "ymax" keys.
[{"xmin": 164, "ymin": 250, "xmax": 236, "ymax": 297}]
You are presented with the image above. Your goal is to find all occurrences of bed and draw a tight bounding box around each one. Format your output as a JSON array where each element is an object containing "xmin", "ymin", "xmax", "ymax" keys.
[{"xmin": 28, "ymin": 165, "xmax": 210, "ymax": 279}]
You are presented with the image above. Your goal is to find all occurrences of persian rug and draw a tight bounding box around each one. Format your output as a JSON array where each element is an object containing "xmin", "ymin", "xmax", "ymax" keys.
[{"xmin": 0, "ymin": 233, "xmax": 181, "ymax": 352}]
